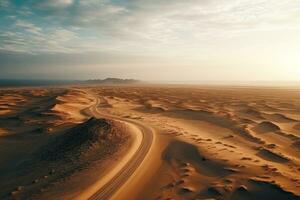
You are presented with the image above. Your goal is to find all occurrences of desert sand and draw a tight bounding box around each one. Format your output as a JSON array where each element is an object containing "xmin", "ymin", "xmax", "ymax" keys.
[{"xmin": 1, "ymin": 85, "xmax": 300, "ymax": 200}]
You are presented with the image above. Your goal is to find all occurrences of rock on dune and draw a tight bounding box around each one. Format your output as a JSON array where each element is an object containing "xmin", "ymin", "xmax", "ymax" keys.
[
  {"xmin": 197, "ymin": 186, "xmax": 223, "ymax": 199},
  {"xmin": 262, "ymin": 113, "xmax": 296, "ymax": 123},
  {"xmin": 231, "ymin": 179, "xmax": 300, "ymax": 200},
  {"xmin": 162, "ymin": 140, "xmax": 231, "ymax": 177},
  {"xmin": 252, "ymin": 121, "xmax": 280, "ymax": 133},
  {"xmin": 294, "ymin": 123, "xmax": 300, "ymax": 131},
  {"xmin": 239, "ymin": 108, "xmax": 264, "ymax": 119},
  {"xmin": 144, "ymin": 100, "xmax": 167, "ymax": 112},
  {"xmin": 39, "ymin": 117, "xmax": 126, "ymax": 161},
  {"xmin": 292, "ymin": 140, "xmax": 300, "ymax": 150},
  {"xmin": 256, "ymin": 148, "xmax": 289, "ymax": 163}
]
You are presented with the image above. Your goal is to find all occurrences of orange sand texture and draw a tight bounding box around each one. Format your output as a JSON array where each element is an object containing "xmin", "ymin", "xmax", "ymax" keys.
[{"xmin": 0, "ymin": 85, "xmax": 300, "ymax": 200}]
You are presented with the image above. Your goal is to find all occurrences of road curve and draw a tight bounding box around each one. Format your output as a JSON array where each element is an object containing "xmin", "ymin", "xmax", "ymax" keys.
[{"xmin": 88, "ymin": 96, "xmax": 154, "ymax": 200}]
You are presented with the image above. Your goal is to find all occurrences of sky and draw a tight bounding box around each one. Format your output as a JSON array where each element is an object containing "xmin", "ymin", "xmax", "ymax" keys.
[{"xmin": 0, "ymin": 0, "xmax": 300, "ymax": 81}]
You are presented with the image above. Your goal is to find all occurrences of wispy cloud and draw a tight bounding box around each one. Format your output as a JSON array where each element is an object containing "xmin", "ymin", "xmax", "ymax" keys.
[
  {"xmin": 35, "ymin": 0, "xmax": 74, "ymax": 9},
  {"xmin": 0, "ymin": 0, "xmax": 9, "ymax": 8},
  {"xmin": 0, "ymin": 19, "xmax": 80, "ymax": 53},
  {"xmin": 1, "ymin": 0, "xmax": 299, "ymax": 54},
  {"xmin": 15, "ymin": 20, "xmax": 42, "ymax": 35},
  {"xmin": 0, "ymin": 0, "xmax": 300, "ymax": 82}
]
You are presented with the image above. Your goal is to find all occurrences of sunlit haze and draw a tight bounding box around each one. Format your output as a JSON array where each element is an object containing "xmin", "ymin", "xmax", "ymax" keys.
[{"xmin": 0, "ymin": 0, "xmax": 299, "ymax": 82}]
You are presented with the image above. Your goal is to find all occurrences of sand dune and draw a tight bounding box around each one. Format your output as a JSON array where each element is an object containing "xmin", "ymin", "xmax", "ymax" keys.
[
  {"xmin": 1, "ymin": 85, "xmax": 300, "ymax": 200},
  {"xmin": 294, "ymin": 123, "xmax": 300, "ymax": 130},
  {"xmin": 256, "ymin": 148, "xmax": 290, "ymax": 163},
  {"xmin": 49, "ymin": 89, "xmax": 94, "ymax": 125},
  {"xmin": 292, "ymin": 141, "xmax": 300, "ymax": 150},
  {"xmin": 0, "ymin": 128, "xmax": 9, "ymax": 136},
  {"xmin": 39, "ymin": 118, "xmax": 124, "ymax": 161},
  {"xmin": 262, "ymin": 113, "xmax": 297, "ymax": 123},
  {"xmin": 231, "ymin": 179, "xmax": 300, "ymax": 200},
  {"xmin": 0, "ymin": 117, "xmax": 129, "ymax": 200},
  {"xmin": 88, "ymin": 85, "xmax": 300, "ymax": 200},
  {"xmin": 252, "ymin": 121, "xmax": 281, "ymax": 133},
  {"xmin": 144, "ymin": 100, "xmax": 168, "ymax": 112},
  {"xmin": 0, "ymin": 92, "xmax": 27, "ymax": 115},
  {"xmin": 0, "ymin": 88, "xmax": 67, "ymax": 136},
  {"xmin": 238, "ymin": 108, "xmax": 264, "ymax": 120},
  {"xmin": 163, "ymin": 140, "xmax": 232, "ymax": 177}
]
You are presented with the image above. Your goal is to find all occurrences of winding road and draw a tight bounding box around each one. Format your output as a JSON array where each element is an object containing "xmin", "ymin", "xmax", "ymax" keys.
[{"xmin": 87, "ymin": 96, "xmax": 154, "ymax": 200}]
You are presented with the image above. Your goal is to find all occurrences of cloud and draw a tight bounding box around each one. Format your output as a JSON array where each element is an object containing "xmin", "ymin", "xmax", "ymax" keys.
[
  {"xmin": 0, "ymin": 0, "xmax": 9, "ymax": 8},
  {"xmin": 64, "ymin": 0, "xmax": 300, "ymax": 45},
  {"xmin": 0, "ymin": 0, "xmax": 299, "ymax": 55},
  {"xmin": 0, "ymin": 19, "xmax": 80, "ymax": 53},
  {"xmin": 15, "ymin": 20, "xmax": 42, "ymax": 35},
  {"xmin": 36, "ymin": 0, "xmax": 74, "ymax": 9}
]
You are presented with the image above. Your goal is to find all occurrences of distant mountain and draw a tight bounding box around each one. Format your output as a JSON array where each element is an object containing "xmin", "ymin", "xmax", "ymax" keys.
[{"xmin": 83, "ymin": 78, "xmax": 140, "ymax": 85}]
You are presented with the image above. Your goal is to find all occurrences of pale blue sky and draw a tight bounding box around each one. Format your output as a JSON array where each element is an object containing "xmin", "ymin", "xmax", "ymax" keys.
[{"xmin": 0, "ymin": 0, "xmax": 300, "ymax": 81}]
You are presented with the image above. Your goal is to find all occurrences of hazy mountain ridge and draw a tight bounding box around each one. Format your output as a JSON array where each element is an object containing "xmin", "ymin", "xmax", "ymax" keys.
[{"xmin": 83, "ymin": 78, "xmax": 140, "ymax": 84}]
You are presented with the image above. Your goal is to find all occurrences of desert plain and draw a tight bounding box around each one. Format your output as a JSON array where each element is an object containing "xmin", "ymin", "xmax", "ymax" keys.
[{"xmin": 0, "ymin": 84, "xmax": 300, "ymax": 200}]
